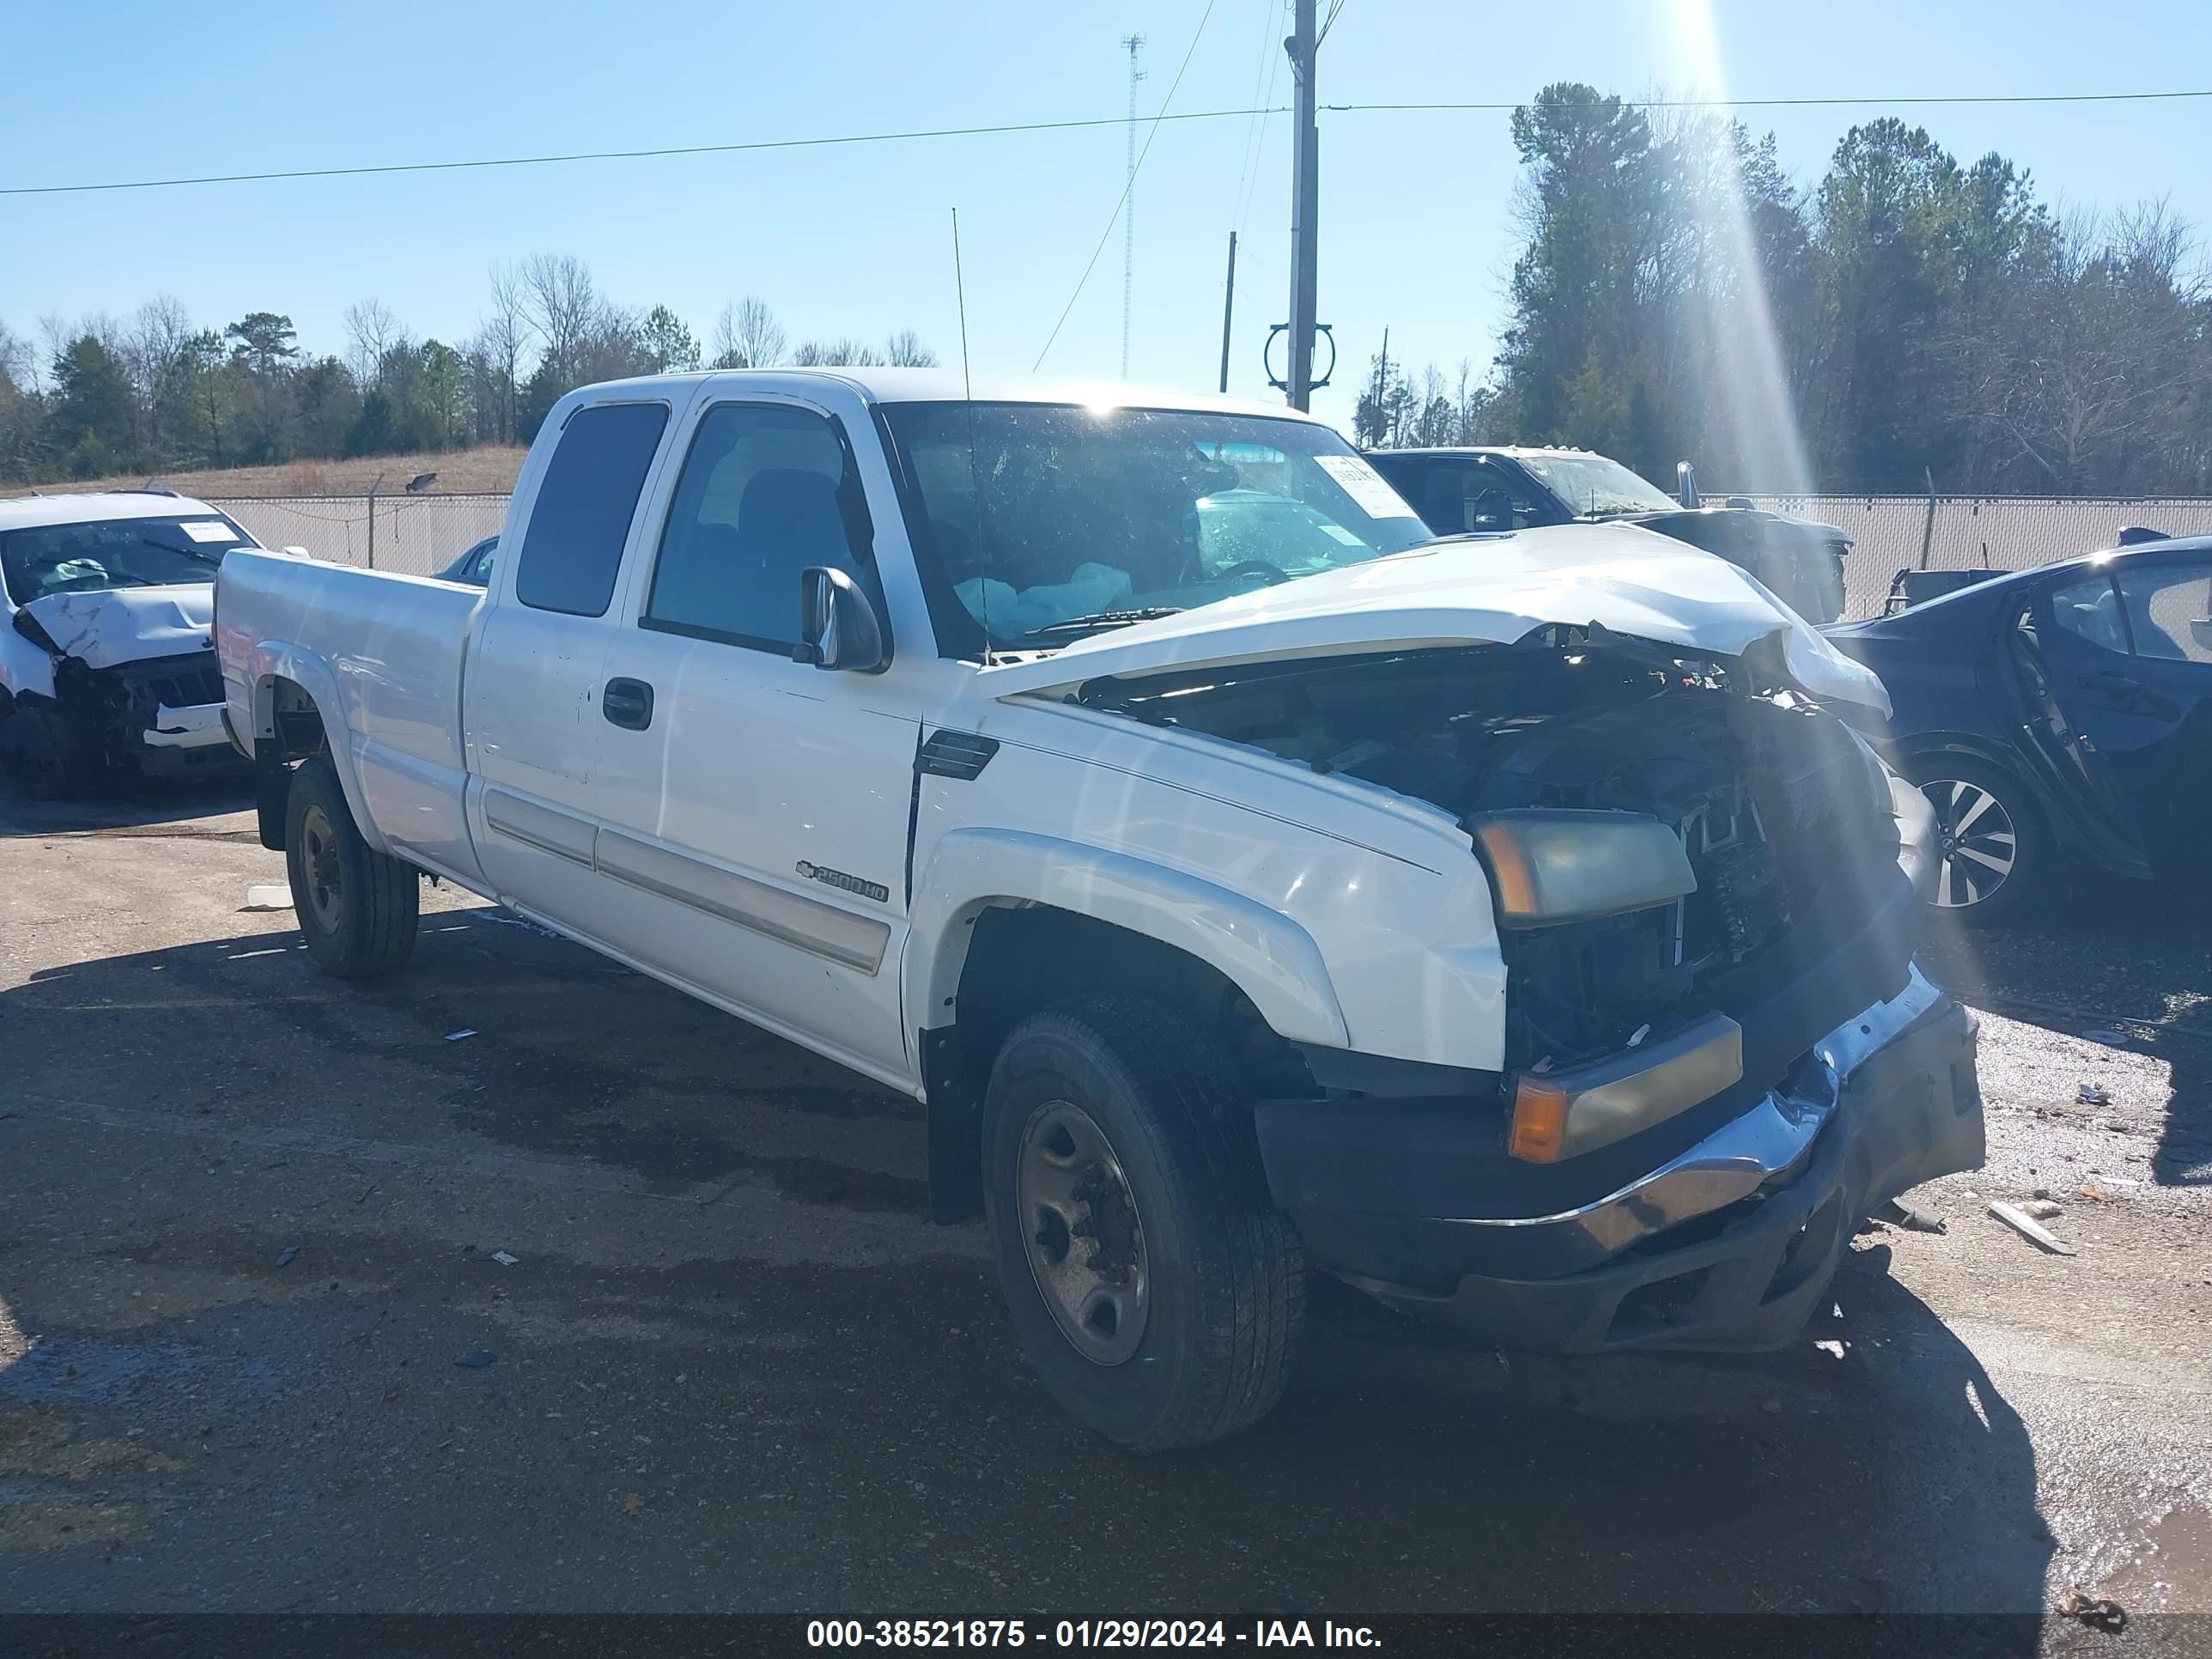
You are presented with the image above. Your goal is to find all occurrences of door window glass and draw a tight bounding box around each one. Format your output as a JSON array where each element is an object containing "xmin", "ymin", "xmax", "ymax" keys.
[
  {"xmin": 514, "ymin": 402, "xmax": 670, "ymax": 617},
  {"xmin": 645, "ymin": 403, "xmax": 872, "ymax": 652},
  {"xmin": 2116, "ymin": 563, "xmax": 2212, "ymax": 665},
  {"xmin": 2047, "ymin": 574, "xmax": 2128, "ymax": 653}
]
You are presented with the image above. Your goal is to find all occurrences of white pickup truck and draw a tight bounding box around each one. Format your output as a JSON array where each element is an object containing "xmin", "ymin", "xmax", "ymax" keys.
[{"xmin": 216, "ymin": 368, "xmax": 1983, "ymax": 1449}]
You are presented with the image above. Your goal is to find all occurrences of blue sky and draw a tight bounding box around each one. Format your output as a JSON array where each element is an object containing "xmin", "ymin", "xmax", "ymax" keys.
[{"xmin": 4, "ymin": 0, "xmax": 2209, "ymax": 429}]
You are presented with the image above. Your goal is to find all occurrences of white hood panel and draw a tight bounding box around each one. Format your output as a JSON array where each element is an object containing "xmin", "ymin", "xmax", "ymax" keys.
[
  {"xmin": 976, "ymin": 523, "xmax": 1890, "ymax": 715},
  {"xmin": 23, "ymin": 584, "xmax": 216, "ymax": 670}
]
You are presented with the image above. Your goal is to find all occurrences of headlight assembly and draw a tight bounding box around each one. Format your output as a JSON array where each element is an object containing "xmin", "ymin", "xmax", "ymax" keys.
[{"xmin": 1470, "ymin": 810, "xmax": 1698, "ymax": 927}]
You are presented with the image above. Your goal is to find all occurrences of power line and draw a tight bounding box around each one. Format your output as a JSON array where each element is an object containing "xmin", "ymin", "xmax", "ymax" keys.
[
  {"xmin": 1329, "ymin": 88, "xmax": 2212, "ymax": 114},
  {"xmin": 7, "ymin": 87, "xmax": 2208, "ymax": 200},
  {"xmin": 1229, "ymin": 0, "xmax": 1283, "ymax": 241},
  {"xmin": 0, "ymin": 103, "xmax": 1269, "ymax": 199},
  {"xmin": 1031, "ymin": 0, "xmax": 1220, "ymax": 373}
]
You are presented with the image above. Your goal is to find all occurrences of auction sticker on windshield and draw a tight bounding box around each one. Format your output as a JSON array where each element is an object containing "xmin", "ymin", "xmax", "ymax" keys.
[
  {"xmin": 180, "ymin": 520, "xmax": 238, "ymax": 542},
  {"xmin": 1312, "ymin": 453, "xmax": 1420, "ymax": 518}
]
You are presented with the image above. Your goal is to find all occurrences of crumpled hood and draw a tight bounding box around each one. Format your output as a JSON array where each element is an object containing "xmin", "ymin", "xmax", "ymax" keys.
[
  {"xmin": 975, "ymin": 521, "xmax": 1891, "ymax": 714},
  {"xmin": 23, "ymin": 584, "xmax": 216, "ymax": 669}
]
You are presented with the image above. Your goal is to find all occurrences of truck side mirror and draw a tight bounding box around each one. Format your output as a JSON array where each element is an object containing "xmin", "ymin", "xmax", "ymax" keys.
[{"xmin": 795, "ymin": 567, "xmax": 889, "ymax": 673}]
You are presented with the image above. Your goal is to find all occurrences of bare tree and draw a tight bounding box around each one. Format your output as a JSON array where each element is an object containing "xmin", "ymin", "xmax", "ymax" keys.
[
  {"xmin": 516, "ymin": 254, "xmax": 603, "ymax": 386},
  {"xmin": 882, "ymin": 329, "xmax": 938, "ymax": 368},
  {"xmin": 479, "ymin": 263, "xmax": 536, "ymax": 442},
  {"xmin": 127, "ymin": 296, "xmax": 192, "ymax": 395},
  {"xmin": 791, "ymin": 337, "xmax": 885, "ymax": 368},
  {"xmin": 0, "ymin": 318, "xmax": 26, "ymax": 390},
  {"xmin": 711, "ymin": 295, "xmax": 787, "ymax": 368},
  {"xmin": 344, "ymin": 299, "xmax": 404, "ymax": 389}
]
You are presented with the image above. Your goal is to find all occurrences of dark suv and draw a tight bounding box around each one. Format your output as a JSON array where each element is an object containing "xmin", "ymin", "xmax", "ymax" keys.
[{"xmin": 1366, "ymin": 446, "xmax": 1850, "ymax": 624}]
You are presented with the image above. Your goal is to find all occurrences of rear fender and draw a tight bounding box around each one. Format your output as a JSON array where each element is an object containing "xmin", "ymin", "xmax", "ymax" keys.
[{"xmin": 246, "ymin": 645, "xmax": 388, "ymax": 855}]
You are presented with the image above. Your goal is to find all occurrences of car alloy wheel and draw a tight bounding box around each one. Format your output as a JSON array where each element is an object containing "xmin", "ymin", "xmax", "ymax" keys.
[
  {"xmin": 1015, "ymin": 1098, "xmax": 1150, "ymax": 1365},
  {"xmin": 1921, "ymin": 777, "xmax": 2018, "ymax": 908}
]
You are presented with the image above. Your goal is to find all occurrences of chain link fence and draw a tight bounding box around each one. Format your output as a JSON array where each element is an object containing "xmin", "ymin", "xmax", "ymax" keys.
[
  {"xmin": 213, "ymin": 489, "xmax": 2212, "ymax": 619},
  {"xmin": 210, "ymin": 494, "xmax": 507, "ymax": 579},
  {"xmin": 1742, "ymin": 495, "xmax": 2212, "ymax": 618}
]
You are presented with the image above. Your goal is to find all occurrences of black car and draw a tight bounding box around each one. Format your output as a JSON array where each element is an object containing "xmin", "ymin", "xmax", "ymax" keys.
[
  {"xmin": 1364, "ymin": 446, "xmax": 1850, "ymax": 623},
  {"xmin": 434, "ymin": 535, "xmax": 498, "ymax": 586},
  {"xmin": 1825, "ymin": 538, "xmax": 2212, "ymax": 918}
]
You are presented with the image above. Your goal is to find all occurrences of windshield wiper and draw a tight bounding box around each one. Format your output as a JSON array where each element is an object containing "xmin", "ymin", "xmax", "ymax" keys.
[
  {"xmin": 1016, "ymin": 606, "xmax": 1186, "ymax": 641},
  {"xmin": 140, "ymin": 538, "xmax": 228, "ymax": 568}
]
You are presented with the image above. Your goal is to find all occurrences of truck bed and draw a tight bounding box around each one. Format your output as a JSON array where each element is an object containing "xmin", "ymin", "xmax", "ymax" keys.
[{"xmin": 217, "ymin": 551, "xmax": 488, "ymax": 885}]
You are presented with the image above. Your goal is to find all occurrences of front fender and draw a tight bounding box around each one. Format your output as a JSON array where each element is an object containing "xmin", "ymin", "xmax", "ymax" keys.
[
  {"xmin": 246, "ymin": 642, "xmax": 390, "ymax": 856},
  {"xmin": 907, "ymin": 827, "xmax": 1352, "ymax": 1049}
]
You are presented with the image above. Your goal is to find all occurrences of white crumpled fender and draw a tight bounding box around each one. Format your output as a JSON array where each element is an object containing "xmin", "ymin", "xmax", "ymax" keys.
[{"xmin": 1, "ymin": 619, "xmax": 57, "ymax": 702}]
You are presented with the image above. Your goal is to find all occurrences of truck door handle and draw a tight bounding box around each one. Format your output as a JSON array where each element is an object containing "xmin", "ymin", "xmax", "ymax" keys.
[{"xmin": 602, "ymin": 677, "xmax": 654, "ymax": 730}]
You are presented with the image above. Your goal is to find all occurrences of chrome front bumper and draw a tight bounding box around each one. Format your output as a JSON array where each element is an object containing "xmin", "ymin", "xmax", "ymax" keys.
[
  {"xmin": 1451, "ymin": 965, "xmax": 1955, "ymax": 1268},
  {"xmin": 1340, "ymin": 966, "xmax": 1984, "ymax": 1352}
]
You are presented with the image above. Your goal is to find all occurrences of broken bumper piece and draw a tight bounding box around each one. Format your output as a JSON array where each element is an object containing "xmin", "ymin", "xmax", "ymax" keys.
[
  {"xmin": 143, "ymin": 702, "xmax": 229, "ymax": 749},
  {"xmin": 1260, "ymin": 964, "xmax": 1982, "ymax": 1353}
]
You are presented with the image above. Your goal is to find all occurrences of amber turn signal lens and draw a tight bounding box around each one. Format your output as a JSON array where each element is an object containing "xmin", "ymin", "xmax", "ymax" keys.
[{"xmin": 1508, "ymin": 1076, "xmax": 1571, "ymax": 1163}]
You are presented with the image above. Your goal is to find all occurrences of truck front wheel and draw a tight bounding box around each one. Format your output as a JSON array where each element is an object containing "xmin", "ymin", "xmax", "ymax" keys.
[
  {"xmin": 981, "ymin": 994, "xmax": 1304, "ymax": 1450},
  {"xmin": 284, "ymin": 756, "xmax": 419, "ymax": 979}
]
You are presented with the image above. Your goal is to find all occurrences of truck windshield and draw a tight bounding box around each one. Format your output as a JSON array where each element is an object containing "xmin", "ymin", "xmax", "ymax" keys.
[
  {"xmin": 0, "ymin": 513, "xmax": 257, "ymax": 605},
  {"xmin": 1513, "ymin": 453, "xmax": 1680, "ymax": 518},
  {"xmin": 879, "ymin": 402, "xmax": 1431, "ymax": 652}
]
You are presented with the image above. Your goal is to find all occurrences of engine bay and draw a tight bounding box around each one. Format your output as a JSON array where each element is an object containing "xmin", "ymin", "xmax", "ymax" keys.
[{"xmin": 1080, "ymin": 631, "xmax": 1905, "ymax": 1070}]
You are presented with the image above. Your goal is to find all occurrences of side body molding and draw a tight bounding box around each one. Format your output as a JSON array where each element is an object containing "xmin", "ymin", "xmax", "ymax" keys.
[{"xmin": 907, "ymin": 827, "xmax": 1351, "ymax": 1049}]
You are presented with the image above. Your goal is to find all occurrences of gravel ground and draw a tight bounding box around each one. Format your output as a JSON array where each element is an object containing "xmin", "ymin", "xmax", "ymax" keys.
[{"xmin": 0, "ymin": 780, "xmax": 2206, "ymax": 1625}]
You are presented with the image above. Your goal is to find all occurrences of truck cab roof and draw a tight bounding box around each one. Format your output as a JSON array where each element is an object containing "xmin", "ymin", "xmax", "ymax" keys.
[{"xmin": 552, "ymin": 366, "xmax": 1328, "ymax": 426}]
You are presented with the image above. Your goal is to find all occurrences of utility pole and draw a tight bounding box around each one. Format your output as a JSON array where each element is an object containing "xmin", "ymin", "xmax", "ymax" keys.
[
  {"xmin": 1121, "ymin": 33, "xmax": 1146, "ymax": 380},
  {"xmin": 1218, "ymin": 231, "xmax": 1238, "ymax": 394},
  {"xmin": 1285, "ymin": 0, "xmax": 1320, "ymax": 410}
]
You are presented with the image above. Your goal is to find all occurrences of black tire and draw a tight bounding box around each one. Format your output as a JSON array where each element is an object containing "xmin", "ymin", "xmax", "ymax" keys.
[
  {"xmin": 1905, "ymin": 754, "xmax": 2044, "ymax": 922},
  {"xmin": 284, "ymin": 755, "xmax": 419, "ymax": 978},
  {"xmin": 981, "ymin": 993, "xmax": 1304, "ymax": 1451}
]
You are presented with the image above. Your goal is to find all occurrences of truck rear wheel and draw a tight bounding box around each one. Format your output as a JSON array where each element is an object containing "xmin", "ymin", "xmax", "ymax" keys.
[
  {"xmin": 284, "ymin": 756, "xmax": 419, "ymax": 979},
  {"xmin": 981, "ymin": 993, "xmax": 1304, "ymax": 1451}
]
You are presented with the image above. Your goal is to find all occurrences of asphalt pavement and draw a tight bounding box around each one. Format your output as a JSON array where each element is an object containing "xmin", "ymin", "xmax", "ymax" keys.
[{"xmin": 1, "ymin": 779, "xmax": 2206, "ymax": 1626}]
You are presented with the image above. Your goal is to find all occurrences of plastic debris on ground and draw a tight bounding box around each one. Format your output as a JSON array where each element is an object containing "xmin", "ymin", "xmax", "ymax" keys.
[
  {"xmin": 444, "ymin": 1030, "xmax": 477, "ymax": 1042},
  {"xmin": 1877, "ymin": 1198, "xmax": 1946, "ymax": 1234},
  {"xmin": 453, "ymin": 1349, "xmax": 496, "ymax": 1369},
  {"xmin": 2080, "ymin": 1030, "xmax": 2130, "ymax": 1047},
  {"xmin": 490, "ymin": 1250, "xmax": 519, "ymax": 1267},
  {"xmin": 2056, "ymin": 1590, "xmax": 2126, "ymax": 1632},
  {"xmin": 1989, "ymin": 1200, "xmax": 2076, "ymax": 1255},
  {"xmin": 242, "ymin": 885, "xmax": 294, "ymax": 911},
  {"xmin": 2021, "ymin": 1200, "xmax": 2064, "ymax": 1220},
  {"xmin": 2077, "ymin": 1083, "xmax": 2111, "ymax": 1106},
  {"xmin": 274, "ymin": 1243, "xmax": 301, "ymax": 1268}
]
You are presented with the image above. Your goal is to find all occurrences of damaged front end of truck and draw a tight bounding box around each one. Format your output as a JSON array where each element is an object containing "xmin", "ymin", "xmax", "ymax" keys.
[{"xmin": 1079, "ymin": 621, "xmax": 1984, "ymax": 1353}]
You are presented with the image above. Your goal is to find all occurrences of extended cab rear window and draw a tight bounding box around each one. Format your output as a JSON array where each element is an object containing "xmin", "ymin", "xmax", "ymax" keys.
[{"xmin": 514, "ymin": 401, "xmax": 670, "ymax": 617}]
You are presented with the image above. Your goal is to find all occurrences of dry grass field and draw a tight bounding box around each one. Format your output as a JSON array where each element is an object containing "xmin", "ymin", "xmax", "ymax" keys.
[{"xmin": 5, "ymin": 446, "xmax": 528, "ymax": 501}]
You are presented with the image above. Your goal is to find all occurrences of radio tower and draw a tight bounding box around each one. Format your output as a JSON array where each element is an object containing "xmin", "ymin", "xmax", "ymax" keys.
[{"xmin": 1121, "ymin": 33, "xmax": 1146, "ymax": 380}]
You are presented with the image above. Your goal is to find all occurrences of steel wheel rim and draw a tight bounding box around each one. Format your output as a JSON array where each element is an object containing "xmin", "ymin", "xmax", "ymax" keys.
[
  {"xmin": 1921, "ymin": 779, "xmax": 2018, "ymax": 908},
  {"xmin": 300, "ymin": 803, "xmax": 344, "ymax": 933},
  {"xmin": 1015, "ymin": 1099, "xmax": 1150, "ymax": 1366}
]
